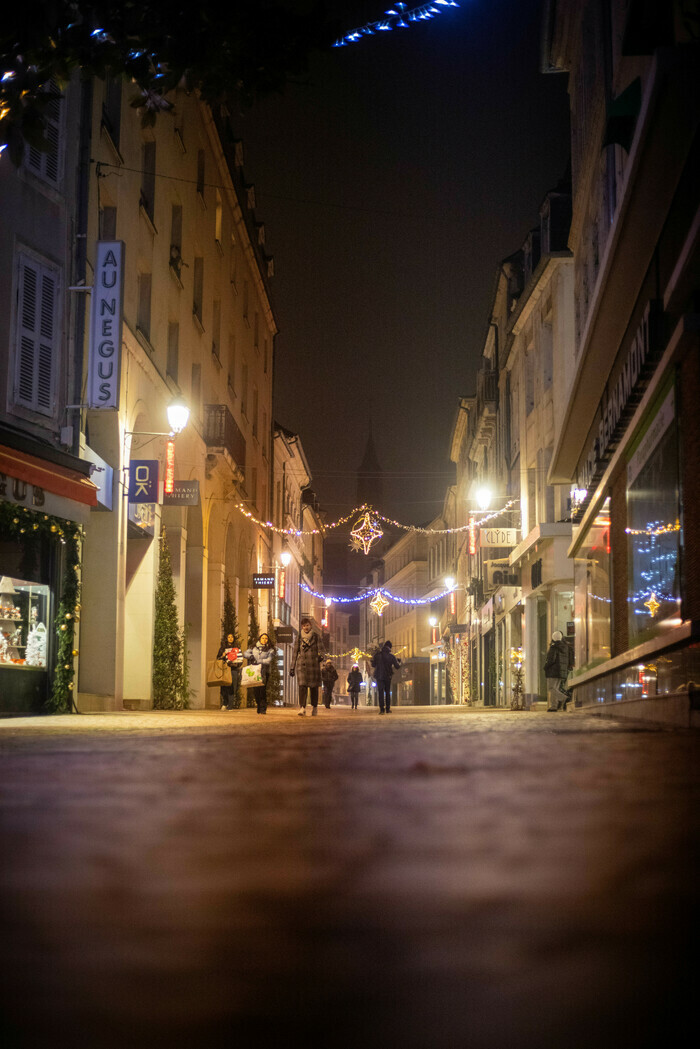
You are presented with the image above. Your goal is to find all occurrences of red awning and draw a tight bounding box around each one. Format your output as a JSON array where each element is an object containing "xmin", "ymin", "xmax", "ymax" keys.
[{"xmin": 0, "ymin": 445, "xmax": 98, "ymax": 507}]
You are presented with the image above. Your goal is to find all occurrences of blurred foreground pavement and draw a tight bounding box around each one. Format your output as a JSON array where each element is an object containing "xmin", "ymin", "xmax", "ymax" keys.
[{"xmin": 0, "ymin": 706, "xmax": 698, "ymax": 1049}]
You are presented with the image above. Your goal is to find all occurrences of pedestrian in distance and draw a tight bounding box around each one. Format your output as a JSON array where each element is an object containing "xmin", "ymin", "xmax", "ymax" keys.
[
  {"xmin": 371, "ymin": 640, "xmax": 401, "ymax": 714},
  {"xmin": 347, "ymin": 663, "xmax": 362, "ymax": 709},
  {"xmin": 290, "ymin": 617, "xmax": 325, "ymax": 716},
  {"xmin": 543, "ymin": 629, "xmax": 574, "ymax": 711},
  {"xmin": 321, "ymin": 657, "xmax": 338, "ymax": 709},
  {"xmin": 244, "ymin": 632, "xmax": 275, "ymax": 715},
  {"xmin": 217, "ymin": 633, "xmax": 243, "ymax": 710}
]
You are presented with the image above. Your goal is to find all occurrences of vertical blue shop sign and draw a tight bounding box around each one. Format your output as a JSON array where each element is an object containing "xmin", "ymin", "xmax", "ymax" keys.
[{"xmin": 129, "ymin": 460, "xmax": 159, "ymax": 503}]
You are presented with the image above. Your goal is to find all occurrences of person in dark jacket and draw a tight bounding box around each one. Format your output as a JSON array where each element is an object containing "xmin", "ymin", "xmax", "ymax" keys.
[
  {"xmin": 216, "ymin": 633, "xmax": 243, "ymax": 710},
  {"xmin": 244, "ymin": 633, "xmax": 275, "ymax": 714},
  {"xmin": 543, "ymin": 630, "xmax": 574, "ymax": 711},
  {"xmin": 347, "ymin": 663, "xmax": 362, "ymax": 709},
  {"xmin": 372, "ymin": 640, "xmax": 401, "ymax": 714},
  {"xmin": 321, "ymin": 658, "xmax": 338, "ymax": 709},
  {"xmin": 290, "ymin": 618, "xmax": 325, "ymax": 716}
]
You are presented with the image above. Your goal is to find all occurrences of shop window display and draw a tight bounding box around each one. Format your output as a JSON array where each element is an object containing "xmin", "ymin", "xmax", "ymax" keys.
[
  {"xmin": 626, "ymin": 387, "xmax": 682, "ymax": 648},
  {"xmin": 0, "ymin": 575, "xmax": 50, "ymax": 668},
  {"xmin": 573, "ymin": 498, "xmax": 611, "ymax": 670}
]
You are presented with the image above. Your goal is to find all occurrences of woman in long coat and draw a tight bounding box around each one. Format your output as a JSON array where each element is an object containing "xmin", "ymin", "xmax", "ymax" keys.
[{"xmin": 290, "ymin": 617, "xmax": 325, "ymax": 716}]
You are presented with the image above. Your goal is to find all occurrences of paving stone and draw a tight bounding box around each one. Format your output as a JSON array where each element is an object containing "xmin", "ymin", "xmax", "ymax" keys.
[{"xmin": 0, "ymin": 707, "xmax": 697, "ymax": 1049}]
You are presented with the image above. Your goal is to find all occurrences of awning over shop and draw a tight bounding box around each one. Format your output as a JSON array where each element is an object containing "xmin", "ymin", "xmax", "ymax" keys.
[{"xmin": 0, "ymin": 444, "xmax": 98, "ymax": 507}]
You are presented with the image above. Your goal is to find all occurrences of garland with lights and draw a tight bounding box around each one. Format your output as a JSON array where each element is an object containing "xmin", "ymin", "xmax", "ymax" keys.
[
  {"xmin": 0, "ymin": 502, "xmax": 82, "ymax": 713},
  {"xmin": 301, "ymin": 581, "xmax": 457, "ymax": 607},
  {"xmin": 326, "ymin": 645, "xmax": 406, "ymax": 661},
  {"xmin": 234, "ymin": 499, "xmax": 517, "ymax": 543},
  {"xmin": 333, "ymin": 1, "xmax": 461, "ymax": 48}
]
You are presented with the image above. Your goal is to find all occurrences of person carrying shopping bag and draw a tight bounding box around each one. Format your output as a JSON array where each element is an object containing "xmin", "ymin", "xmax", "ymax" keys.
[
  {"xmin": 243, "ymin": 633, "xmax": 275, "ymax": 715},
  {"xmin": 217, "ymin": 633, "xmax": 243, "ymax": 709}
]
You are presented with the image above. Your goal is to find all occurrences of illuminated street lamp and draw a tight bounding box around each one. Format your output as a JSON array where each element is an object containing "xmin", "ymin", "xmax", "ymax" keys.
[
  {"xmin": 280, "ymin": 550, "xmax": 292, "ymax": 567},
  {"xmin": 166, "ymin": 398, "xmax": 190, "ymax": 435},
  {"xmin": 127, "ymin": 398, "xmax": 191, "ymax": 438},
  {"xmin": 475, "ymin": 486, "xmax": 492, "ymax": 512}
]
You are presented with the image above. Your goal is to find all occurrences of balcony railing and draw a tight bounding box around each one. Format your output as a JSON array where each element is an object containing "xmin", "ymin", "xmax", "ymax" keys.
[{"xmin": 204, "ymin": 404, "xmax": 246, "ymax": 474}]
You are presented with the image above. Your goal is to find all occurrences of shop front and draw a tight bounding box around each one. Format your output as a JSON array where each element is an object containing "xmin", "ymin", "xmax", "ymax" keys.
[
  {"xmin": 569, "ymin": 308, "xmax": 700, "ymax": 724},
  {"xmin": 0, "ymin": 433, "xmax": 96, "ymax": 713}
]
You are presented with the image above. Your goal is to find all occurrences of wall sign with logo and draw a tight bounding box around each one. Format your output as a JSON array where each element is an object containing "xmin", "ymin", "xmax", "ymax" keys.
[
  {"xmin": 88, "ymin": 241, "xmax": 124, "ymax": 409},
  {"xmin": 576, "ymin": 300, "xmax": 661, "ymax": 497}
]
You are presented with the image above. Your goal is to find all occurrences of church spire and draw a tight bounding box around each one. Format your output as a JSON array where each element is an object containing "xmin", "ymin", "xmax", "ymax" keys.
[{"xmin": 357, "ymin": 423, "xmax": 384, "ymax": 509}]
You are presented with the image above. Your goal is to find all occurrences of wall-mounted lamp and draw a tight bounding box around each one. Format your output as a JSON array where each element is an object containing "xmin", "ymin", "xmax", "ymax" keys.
[
  {"xmin": 280, "ymin": 550, "xmax": 292, "ymax": 567},
  {"xmin": 474, "ymin": 486, "xmax": 492, "ymax": 512},
  {"xmin": 127, "ymin": 398, "xmax": 190, "ymax": 438}
]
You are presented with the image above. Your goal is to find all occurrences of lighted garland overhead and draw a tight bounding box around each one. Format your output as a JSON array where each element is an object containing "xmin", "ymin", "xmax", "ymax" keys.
[
  {"xmin": 333, "ymin": 1, "xmax": 461, "ymax": 48},
  {"xmin": 234, "ymin": 499, "xmax": 517, "ymax": 540},
  {"xmin": 301, "ymin": 582, "xmax": 456, "ymax": 607}
]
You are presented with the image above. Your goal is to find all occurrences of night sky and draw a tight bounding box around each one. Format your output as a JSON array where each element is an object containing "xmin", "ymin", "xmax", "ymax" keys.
[{"xmin": 239, "ymin": 0, "xmax": 570, "ymax": 523}]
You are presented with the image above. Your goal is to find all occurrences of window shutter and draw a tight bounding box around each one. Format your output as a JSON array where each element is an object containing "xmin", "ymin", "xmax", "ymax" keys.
[
  {"xmin": 16, "ymin": 254, "xmax": 58, "ymax": 415},
  {"xmin": 25, "ymin": 83, "xmax": 62, "ymax": 186}
]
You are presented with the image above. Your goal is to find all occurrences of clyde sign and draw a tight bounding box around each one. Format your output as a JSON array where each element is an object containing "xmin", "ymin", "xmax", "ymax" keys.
[{"xmin": 480, "ymin": 527, "xmax": 518, "ymax": 549}]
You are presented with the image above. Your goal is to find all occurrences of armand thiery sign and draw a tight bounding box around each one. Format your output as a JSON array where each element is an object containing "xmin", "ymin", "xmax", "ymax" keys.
[{"xmin": 88, "ymin": 241, "xmax": 124, "ymax": 409}]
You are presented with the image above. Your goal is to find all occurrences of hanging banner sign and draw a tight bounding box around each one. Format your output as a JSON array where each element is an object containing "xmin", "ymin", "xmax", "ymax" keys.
[
  {"xmin": 252, "ymin": 573, "xmax": 275, "ymax": 589},
  {"xmin": 275, "ymin": 625, "xmax": 295, "ymax": 644},
  {"xmin": 162, "ymin": 480, "xmax": 200, "ymax": 506},
  {"xmin": 88, "ymin": 241, "xmax": 124, "ymax": 409},
  {"xmin": 480, "ymin": 527, "xmax": 518, "ymax": 548},
  {"xmin": 129, "ymin": 460, "xmax": 159, "ymax": 503}
]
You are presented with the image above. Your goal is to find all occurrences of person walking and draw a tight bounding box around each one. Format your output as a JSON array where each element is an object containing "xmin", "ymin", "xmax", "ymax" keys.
[
  {"xmin": 321, "ymin": 658, "xmax": 338, "ymax": 709},
  {"xmin": 290, "ymin": 617, "xmax": 325, "ymax": 716},
  {"xmin": 216, "ymin": 633, "xmax": 243, "ymax": 710},
  {"xmin": 244, "ymin": 632, "xmax": 275, "ymax": 715},
  {"xmin": 372, "ymin": 640, "xmax": 401, "ymax": 715},
  {"xmin": 544, "ymin": 630, "xmax": 574, "ymax": 711},
  {"xmin": 347, "ymin": 663, "xmax": 362, "ymax": 709}
]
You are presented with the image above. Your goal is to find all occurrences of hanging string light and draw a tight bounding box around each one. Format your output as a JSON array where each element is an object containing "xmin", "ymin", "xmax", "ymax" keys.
[
  {"xmin": 333, "ymin": 1, "xmax": 461, "ymax": 48},
  {"xmin": 301, "ymin": 581, "xmax": 457, "ymax": 606},
  {"xmin": 232, "ymin": 499, "xmax": 517, "ymax": 539}
]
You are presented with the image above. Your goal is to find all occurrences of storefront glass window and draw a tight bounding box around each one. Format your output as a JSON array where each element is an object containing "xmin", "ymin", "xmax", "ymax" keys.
[
  {"xmin": 626, "ymin": 386, "xmax": 682, "ymax": 647},
  {"xmin": 0, "ymin": 576, "xmax": 51, "ymax": 668},
  {"xmin": 574, "ymin": 497, "xmax": 611, "ymax": 670}
]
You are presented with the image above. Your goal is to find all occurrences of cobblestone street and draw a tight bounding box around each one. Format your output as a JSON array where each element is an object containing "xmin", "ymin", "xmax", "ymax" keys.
[{"xmin": 0, "ymin": 706, "xmax": 697, "ymax": 1049}]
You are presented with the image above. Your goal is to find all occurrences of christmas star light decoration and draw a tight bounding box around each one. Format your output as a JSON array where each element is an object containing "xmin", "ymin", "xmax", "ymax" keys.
[
  {"xmin": 644, "ymin": 592, "xmax": 661, "ymax": 617},
  {"xmin": 369, "ymin": 591, "xmax": 390, "ymax": 616},
  {"xmin": 351, "ymin": 511, "xmax": 383, "ymax": 555}
]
